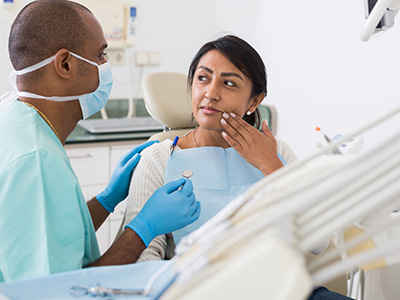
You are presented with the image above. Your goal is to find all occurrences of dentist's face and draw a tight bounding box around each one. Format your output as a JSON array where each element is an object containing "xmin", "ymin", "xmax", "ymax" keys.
[
  {"xmin": 74, "ymin": 9, "xmax": 108, "ymax": 94},
  {"xmin": 191, "ymin": 50, "xmax": 255, "ymax": 132}
]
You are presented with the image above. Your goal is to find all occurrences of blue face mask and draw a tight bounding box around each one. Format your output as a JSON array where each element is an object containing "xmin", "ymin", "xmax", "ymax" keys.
[{"xmin": 16, "ymin": 52, "xmax": 113, "ymax": 119}]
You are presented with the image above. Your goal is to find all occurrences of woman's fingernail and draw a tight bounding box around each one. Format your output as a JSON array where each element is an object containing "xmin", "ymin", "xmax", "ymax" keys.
[
  {"xmin": 222, "ymin": 112, "xmax": 229, "ymax": 119},
  {"xmin": 264, "ymin": 120, "xmax": 269, "ymax": 127},
  {"xmin": 230, "ymin": 112, "xmax": 236, "ymax": 118},
  {"xmin": 220, "ymin": 118, "xmax": 227, "ymax": 125},
  {"xmin": 222, "ymin": 131, "xmax": 227, "ymax": 138}
]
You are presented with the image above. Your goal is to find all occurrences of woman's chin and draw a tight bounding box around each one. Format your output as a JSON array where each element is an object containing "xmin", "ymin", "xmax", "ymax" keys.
[{"xmin": 198, "ymin": 124, "xmax": 224, "ymax": 132}]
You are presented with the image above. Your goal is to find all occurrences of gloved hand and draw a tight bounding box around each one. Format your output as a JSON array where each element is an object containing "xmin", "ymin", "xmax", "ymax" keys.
[
  {"xmin": 97, "ymin": 140, "xmax": 158, "ymax": 213},
  {"xmin": 126, "ymin": 178, "xmax": 201, "ymax": 247}
]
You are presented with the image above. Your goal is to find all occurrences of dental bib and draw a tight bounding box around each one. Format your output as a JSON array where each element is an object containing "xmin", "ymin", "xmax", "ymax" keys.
[{"xmin": 164, "ymin": 146, "xmax": 286, "ymax": 246}]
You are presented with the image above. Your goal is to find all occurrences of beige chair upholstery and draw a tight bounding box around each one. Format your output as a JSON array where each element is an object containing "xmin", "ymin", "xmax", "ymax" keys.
[{"xmin": 141, "ymin": 71, "xmax": 197, "ymax": 141}]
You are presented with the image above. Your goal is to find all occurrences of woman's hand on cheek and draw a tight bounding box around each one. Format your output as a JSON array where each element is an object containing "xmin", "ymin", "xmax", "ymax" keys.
[{"xmin": 220, "ymin": 112, "xmax": 284, "ymax": 176}]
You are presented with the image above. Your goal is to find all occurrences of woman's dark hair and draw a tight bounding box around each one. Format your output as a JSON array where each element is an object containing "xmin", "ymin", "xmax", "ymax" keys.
[{"xmin": 188, "ymin": 35, "xmax": 267, "ymax": 128}]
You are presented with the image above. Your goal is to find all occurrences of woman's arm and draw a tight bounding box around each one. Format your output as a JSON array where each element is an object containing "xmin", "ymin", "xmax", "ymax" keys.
[{"xmin": 114, "ymin": 140, "xmax": 171, "ymax": 261}]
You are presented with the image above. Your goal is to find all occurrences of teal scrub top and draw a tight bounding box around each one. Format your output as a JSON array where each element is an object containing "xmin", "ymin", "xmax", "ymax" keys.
[{"xmin": 0, "ymin": 101, "xmax": 100, "ymax": 283}]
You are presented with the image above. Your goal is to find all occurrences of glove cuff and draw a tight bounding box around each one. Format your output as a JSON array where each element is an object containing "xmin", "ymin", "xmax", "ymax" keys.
[
  {"xmin": 96, "ymin": 191, "xmax": 114, "ymax": 213},
  {"xmin": 125, "ymin": 214, "xmax": 154, "ymax": 247}
]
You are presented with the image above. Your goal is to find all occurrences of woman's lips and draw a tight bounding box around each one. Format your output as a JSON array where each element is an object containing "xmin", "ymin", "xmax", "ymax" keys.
[{"xmin": 201, "ymin": 105, "xmax": 222, "ymax": 115}]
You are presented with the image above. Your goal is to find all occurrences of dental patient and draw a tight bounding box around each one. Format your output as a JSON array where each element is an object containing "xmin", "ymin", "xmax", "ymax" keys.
[
  {"xmin": 116, "ymin": 35, "xmax": 297, "ymax": 261},
  {"xmin": 118, "ymin": 35, "xmax": 354, "ymax": 300}
]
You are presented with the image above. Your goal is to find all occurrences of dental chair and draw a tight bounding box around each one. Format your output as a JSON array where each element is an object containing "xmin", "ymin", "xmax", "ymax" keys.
[
  {"xmin": 141, "ymin": 71, "xmax": 278, "ymax": 142},
  {"xmin": 141, "ymin": 71, "xmax": 349, "ymax": 298}
]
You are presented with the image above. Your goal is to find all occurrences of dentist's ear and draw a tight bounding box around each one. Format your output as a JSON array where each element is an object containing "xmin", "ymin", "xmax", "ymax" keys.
[{"xmin": 53, "ymin": 49, "xmax": 73, "ymax": 79}]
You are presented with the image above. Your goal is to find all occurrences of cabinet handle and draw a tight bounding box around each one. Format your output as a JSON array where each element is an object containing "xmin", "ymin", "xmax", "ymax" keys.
[{"xmin": 69, "ymin": 154, "xmax": 93, "ymax": 159}]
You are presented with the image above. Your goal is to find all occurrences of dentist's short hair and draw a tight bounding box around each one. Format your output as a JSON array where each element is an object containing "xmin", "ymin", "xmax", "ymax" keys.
[{"xmin": 9, "ymin": 0, "xmax": 92, "ymax": 71}]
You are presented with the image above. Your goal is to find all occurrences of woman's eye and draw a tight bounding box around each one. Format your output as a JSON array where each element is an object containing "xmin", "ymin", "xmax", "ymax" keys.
[
  {"xmin": 198, "ymin": 75, "xmax": 207, "ymax": 81},
  {"xmin": 225, "ymin": 80, "xmax": 235, "ymax": 87}
]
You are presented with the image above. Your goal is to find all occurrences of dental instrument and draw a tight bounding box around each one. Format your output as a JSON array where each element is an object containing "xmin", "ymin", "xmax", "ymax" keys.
[
  {"xmin": 182, "ymin": 170, "xmax": 193, "ymax": 179},
  {"xmin": 69, "ymin": 284, "xmax": 147, "ymax": 298},
  {"xmin": 169, "ymin": 136, "xmax": 179, "ymax": 156},
  {"xmin": 178, "ymin": 170, "xmax": 193, "ymax": 191},
  {"xmin": 315, "ymin": 126, "xmax": 342, "ymax": 155},
  {"xmin": 315, "ymin": 126, "xmax": 332, "ymax": 143}
]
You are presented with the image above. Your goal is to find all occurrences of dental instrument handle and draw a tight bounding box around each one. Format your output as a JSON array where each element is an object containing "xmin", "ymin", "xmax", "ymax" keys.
[
  {"xmin": 169, "ymin": 136, "xmax": 179, "ymax": 155},
  {"xmin": 315, "ymin": 126, "xmax": 342, "ymax": 155}
]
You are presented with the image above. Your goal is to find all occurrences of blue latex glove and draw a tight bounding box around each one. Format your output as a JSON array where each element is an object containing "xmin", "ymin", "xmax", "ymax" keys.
[
  {"xmin": 126, "ymin": 178, "xmax": 201, "ymax": 247},
  {"xmin": 97, "ymin": 140, "xmax": 158, "ymax": 213}
]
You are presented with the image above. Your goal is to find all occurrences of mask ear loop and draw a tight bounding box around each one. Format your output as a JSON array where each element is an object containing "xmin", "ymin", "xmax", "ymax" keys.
[
  {"xmin": 70, "ymin": 52, "xmax": 110, "ymax": 120},
  {"xmin": 7, "ymin": 55, "xmax": 56, "ymax": 111},
  {"xmin": 15, "ymin": 55, "xmax": 56, "ymax": 76}
]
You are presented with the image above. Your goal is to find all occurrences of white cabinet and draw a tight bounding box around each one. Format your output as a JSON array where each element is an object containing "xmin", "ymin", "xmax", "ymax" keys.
[
  {"xmin": 67, "ymin": 146, "xmax": 109, "ymax": 186},
  {"xmin": 65, "ymin": 140, "xmax": 145, "ymax": 254}
]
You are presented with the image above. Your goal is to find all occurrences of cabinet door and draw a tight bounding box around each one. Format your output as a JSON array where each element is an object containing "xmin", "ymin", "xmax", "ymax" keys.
[{"xmin": 66, "ymin": 146, "xmax": 110, "ymax": 186}]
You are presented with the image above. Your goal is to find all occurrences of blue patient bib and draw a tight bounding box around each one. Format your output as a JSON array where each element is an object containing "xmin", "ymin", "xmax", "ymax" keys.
[{"xmin": 164, "ymin": 147, "xmax": 286, "ymax": 246}]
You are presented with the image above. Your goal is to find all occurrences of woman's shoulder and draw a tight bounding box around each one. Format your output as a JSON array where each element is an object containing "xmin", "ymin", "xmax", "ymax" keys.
[
  {"xmin": 276, "ymin": 139, "xmax": 298, "ymax": 164},
  {"xmin": 131, "ymin": 139, "xmax": 172, "ymax": 179},
  {"xmin": 140, "ymin": 139, "xmax": 172, "ymax": 161}
]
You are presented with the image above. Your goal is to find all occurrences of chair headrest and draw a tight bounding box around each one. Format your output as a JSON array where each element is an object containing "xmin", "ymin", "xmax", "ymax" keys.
[{"xmin": 141, "ymin": 71, "xmax": 198, "ymax": 129}]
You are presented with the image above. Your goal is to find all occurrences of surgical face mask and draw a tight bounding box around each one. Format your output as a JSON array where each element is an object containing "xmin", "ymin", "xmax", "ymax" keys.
[{"xmin": 15, "ymin": 52, "xmax": 113, "ymax": 119}]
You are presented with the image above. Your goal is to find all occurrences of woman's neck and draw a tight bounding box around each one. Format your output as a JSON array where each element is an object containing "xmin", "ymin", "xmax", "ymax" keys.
[{"xmin": 178, "ymin": 126, "xmax": 230, "ymax": 149}]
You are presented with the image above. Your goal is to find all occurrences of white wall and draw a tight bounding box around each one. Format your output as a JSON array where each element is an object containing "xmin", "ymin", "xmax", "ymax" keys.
[
  {"xmin": 215, "ymin": 0, "xmax": 400, "ymax": 158},
  {"xmin": 110, "ymin": 0, "xmax": 216, "ymax": 99},
  {"xmin": 2, "ymin": 1, "xmax": 399, "ymax": 159},
  {"xmin": 0, "ymin": 0, "xmax": 216, "ymax": 100},
  {"xmin": 0, "ymin": 1, "xmax": 30, "ymax": 94}
]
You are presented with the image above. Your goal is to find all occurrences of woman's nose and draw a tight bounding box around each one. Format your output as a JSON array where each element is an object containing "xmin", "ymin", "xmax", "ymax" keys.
[{"xmin": 205, "ymin": 80, "xmax": 220, "ymax": 101}]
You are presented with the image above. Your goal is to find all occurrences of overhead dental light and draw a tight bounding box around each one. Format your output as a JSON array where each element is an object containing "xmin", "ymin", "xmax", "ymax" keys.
[{"xmin": 361, "ymin": 0, "xmax": 400, "ymax": 41}]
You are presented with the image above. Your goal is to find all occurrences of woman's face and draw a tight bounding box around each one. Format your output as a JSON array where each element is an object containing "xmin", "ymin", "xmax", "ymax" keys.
[{"xmin": 191, "ymin": 50, "xmax": 258, "ymax": 131}]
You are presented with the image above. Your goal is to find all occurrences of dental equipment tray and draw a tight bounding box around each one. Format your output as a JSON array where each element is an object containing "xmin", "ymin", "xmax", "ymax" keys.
[{"xmin": 78, "ymin": 116, "xmax": 164, "ymax": 134}]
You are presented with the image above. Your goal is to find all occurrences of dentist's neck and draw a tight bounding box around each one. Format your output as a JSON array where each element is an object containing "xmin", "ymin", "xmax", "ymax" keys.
[{"xmin": 18, "ymin": 97, "xmax": 82, "ymax": 145}]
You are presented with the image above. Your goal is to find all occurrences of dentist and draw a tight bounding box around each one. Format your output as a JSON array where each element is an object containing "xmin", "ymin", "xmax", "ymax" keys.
[{"xmin": 0, "ymin": 0, "xmax": 200, "ymax": 283}]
